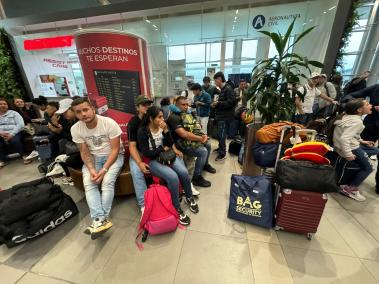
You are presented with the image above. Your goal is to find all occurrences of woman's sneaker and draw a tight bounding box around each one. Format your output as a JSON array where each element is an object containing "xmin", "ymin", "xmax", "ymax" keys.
[
  {"xmin": 340, "ymin": 185, "xmax": 366, "ymax": 202},
  {"xmin": 177, "ymin": 208, "xmax": 191, "ymax": 226},
  {"xmin": 191, "ymin": 183, "xmax": 200, "ymax": 196},
  {"xmin": 90, "ymin": 218, "xmax": 113, "ymax": 240},
  {"xmin": 185, "ymin": 197, "xmax": 199, "ymax": 213}
]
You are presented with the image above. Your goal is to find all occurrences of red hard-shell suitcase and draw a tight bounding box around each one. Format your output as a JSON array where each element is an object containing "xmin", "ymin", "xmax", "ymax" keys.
[{"xmin": 274, "ymin": 188, "xmax": 327, "ymax": 240}]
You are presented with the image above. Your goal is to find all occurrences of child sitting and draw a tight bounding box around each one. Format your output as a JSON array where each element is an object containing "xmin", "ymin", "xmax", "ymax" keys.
[{"xmin": 333, "ymin": 98, "xmax": 378, "ymax": 201}]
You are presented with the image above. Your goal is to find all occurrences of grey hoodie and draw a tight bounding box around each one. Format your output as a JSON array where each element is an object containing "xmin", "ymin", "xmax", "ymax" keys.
[{"xmin": 333, "ymin": 114, "xmax": 363, "ymax": 158}]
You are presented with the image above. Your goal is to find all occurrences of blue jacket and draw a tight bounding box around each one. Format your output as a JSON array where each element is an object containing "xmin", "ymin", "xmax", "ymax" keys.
[
  {"xmin": 0, "ymin": 110, "xmax": 25, "ymax": 136},
  {"xmin": 194, "ymin": 91, "xmax": 211, "ymax": 117}
]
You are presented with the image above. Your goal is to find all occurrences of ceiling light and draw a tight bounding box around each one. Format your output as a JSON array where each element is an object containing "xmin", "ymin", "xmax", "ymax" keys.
[
  {"xmin": 145, "ymin": 19, "xmax": 151, "ymax": 23},
  {"xmin": 236, "ymin": 9, "xmax": 239, "ymax": 14},
  {"xmin": 323, "ymin": 11, "xmax": 327, "ymax": 14},
  {"xmin": 97, "ymin": 0, "xmax": 111, "ymax": 5},
  {"xmin": 328, "ymin": 6, "xmax": 336, "ymax": 10},
  {"xmin": 152, "ymin": 24, "xmax": 158, "ymax": 28}
]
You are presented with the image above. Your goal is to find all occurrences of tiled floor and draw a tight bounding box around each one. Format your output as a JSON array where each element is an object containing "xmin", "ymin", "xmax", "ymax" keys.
[{"xmin": 1, "ymin": 142, "xmax": 379, "ymax": 284}]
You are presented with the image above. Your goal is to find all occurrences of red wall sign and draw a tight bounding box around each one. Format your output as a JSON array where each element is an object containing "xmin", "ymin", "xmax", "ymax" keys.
[
  {"xmin": 75, "ymin": 31, "xmax": 152, "ymax": 155},
  {"xmin": 24, "ymin": 35, "xmax": 74, "ymax": 50}
]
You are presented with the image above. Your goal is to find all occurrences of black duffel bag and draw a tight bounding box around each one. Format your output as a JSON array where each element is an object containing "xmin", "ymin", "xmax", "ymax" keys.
[
  {"xmin": 0, "ymin": 178, "xmax": 63, "ymax": 225},
  {"xmin": 276, "ymin": 159, "xmax": 338, "ymax": 193},
  {"xmin": 1, "ymin": 192, "xmax": 78, "ymax": 248}
]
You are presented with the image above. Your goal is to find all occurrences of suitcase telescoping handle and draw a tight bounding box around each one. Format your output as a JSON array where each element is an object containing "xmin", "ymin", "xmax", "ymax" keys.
[
  {"xmin": 294, "ymin": 129, "xmax": 317, "ymax": 144},
  {"xmin": 274, "ymin": 125, "xmax": 301, "ymax": 169}
]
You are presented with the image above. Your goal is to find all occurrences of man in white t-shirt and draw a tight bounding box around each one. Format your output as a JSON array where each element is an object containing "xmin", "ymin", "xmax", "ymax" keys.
[
  {"xmin": 70, "ymin": 98, "xmax": 124, "ymax": 240},
  {"xmin": 295, "ymin": 72, "xmax": 337, "ymax": 126}
]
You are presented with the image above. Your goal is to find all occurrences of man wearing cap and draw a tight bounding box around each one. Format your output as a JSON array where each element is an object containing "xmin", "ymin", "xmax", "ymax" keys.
[
  {"xmin": 317, "ymin": 74, "xmax": 337, "ymax": 117},
  {"xmin": 48, "ymin": 98, "xmax": 77, "ymax": 156},
  {"xmin": 46, "ymin": 98, "xmax": 83, "ymax": 179},
  {"xmin": 127, "ymin": 95, "xmax": 153, "ymax": 213},
  {"xmin": 295, "ymin": 72, "xmax": 338, "ymax": 126}
]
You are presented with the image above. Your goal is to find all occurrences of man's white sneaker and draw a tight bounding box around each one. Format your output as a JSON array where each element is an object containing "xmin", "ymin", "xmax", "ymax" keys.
[
  {"xmin": 191, "ymin": 183, "xmax": 200, "ymax": 196},
  {"xmin": 55, "ymin": 154, "xmax": 69, "ymax": 163},
  {"xmin": 46, "ymin": 163, "xmax": 65, "ymax": 177},
  {"xmin": 25, "ymin": 150, "xmax": 39, "ymax": 160}
]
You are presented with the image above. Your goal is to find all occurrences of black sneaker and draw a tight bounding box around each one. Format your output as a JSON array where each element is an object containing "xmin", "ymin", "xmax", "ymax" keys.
[
  {"xmin": 215, "ymin": 154, "xmax": 226, "ymax": 161},
  {"xmin": 177, "ymin": 208, "xmax": 191, "ymax": 226},
  {"xmin": 185, "ymin": 197, "xmax": 199, "ymax": 213},
  {"xmin": 192, "ymin": 175, "xmax": 211, "ymax": 187},
  {"xmin": 203, "ymin": 164, "xmax": 216, "ymax": 174}
]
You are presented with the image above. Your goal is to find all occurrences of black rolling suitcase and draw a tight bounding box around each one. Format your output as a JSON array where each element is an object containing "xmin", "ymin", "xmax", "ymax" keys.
[{"xmin": 228, "ymin": 138, "xmax": 243, "ymax": 155}]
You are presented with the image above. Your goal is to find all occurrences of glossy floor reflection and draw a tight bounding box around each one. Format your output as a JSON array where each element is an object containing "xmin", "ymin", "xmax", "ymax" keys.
[{"xmin": 1, "ymin": 140, "xmax": 379, "ymax": 283}]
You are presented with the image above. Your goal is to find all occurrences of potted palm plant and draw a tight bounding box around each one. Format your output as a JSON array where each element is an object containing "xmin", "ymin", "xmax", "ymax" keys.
[{"xmin": 242, "ymin": 19, "xmax": 324, "ymax": 175}]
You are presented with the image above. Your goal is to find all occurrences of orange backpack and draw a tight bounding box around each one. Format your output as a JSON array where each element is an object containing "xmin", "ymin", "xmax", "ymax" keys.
[{"xmin": 256, "ymin": 122, "xmax": 304, "ymax": 144}]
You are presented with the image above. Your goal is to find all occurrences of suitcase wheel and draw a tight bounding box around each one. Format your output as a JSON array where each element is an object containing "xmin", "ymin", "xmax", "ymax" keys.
[
  {"xmin": 307, "ymin": 233, "xmax": 313, "ymax": 240},
  {"xmin": 273, "ymin": 225, "xmax": 281, "ymax": 231}
]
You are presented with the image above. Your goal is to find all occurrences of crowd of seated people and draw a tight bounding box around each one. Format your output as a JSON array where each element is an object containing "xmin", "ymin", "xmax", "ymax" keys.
[{"xmin": 2, "ymin": 68, "xmax": 379, "ymax": 240}]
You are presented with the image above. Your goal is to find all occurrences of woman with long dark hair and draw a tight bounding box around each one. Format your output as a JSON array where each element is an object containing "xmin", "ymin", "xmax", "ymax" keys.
[
  {"xmin": 137, "ymin": 106, "xmax": 199, "ymax": 226},
  {"xmin": 12, "ymin": 97, "xmax": 38, "ymax": 124}
]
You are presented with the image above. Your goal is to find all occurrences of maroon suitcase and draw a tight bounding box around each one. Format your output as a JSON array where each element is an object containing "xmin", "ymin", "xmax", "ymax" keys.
[{"xmin": 274, "ymin": 188, "xmax": 327, "ymax": 240}]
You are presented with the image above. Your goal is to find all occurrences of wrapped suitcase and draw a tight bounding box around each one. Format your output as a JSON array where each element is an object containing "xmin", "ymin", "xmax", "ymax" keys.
[
  {"xmin": 274, "ymin": 188, "xmax": 327, "ymax": 240},
  {"xmin": 273, "ymin": 127, "xmax": 327, "ymax": 240}
]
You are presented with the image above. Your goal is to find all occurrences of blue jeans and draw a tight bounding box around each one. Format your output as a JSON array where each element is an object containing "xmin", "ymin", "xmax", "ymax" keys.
[
  {"xmin": 149, "ymin": 157, "xmax": 192, "ymax": 209},
  {"xmin": 82, "ymin": 154, "xmax": 124, "ymax": 220},
  {"xmin": 0, "ymin": 132, "xmax": 24, "ymax": 162},
  {"xmin": 360, "ymin": 144, "xmax": 379, "ymax": 156},
  {"xmin": 129, "ymin": 157, "xmax": 148, "ymax": 208},
  {"xmin": 351, "ymin": 147, "xmax": 373, "ymax": 187},
  {"xmin": 228, "ymin": 119, "xmax": 239, "ymax": 138},
  {"xmin": 183, "ymin": 142, "xmax": 211, "ymax": 177},
  {"xmin": 217, "ymin": 120, "xmax": 231, "ymax": 156}
]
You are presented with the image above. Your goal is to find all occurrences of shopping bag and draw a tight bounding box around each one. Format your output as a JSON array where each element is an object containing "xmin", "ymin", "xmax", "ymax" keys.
[{"xmin": 228, "ymin": 175, "xmax": 273, "ymax": 228}]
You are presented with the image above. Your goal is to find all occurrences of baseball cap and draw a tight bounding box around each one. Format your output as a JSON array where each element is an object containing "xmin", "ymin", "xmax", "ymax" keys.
[
  {"xmin": 135, "ymin": 95, "xmax": 153, "ymax": 106},
  {"xmin": 310, "ymin": 72, "xmax": 321, "ymax": 79},
  {"xmin": 55, "ymin": 98, "xmax": 73, "ymax": 114}
]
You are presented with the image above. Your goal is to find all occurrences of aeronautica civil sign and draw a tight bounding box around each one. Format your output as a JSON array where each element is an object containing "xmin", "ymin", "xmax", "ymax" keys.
[
  {"xmin": 252, "ymin": 13, "xmax": 301, "ymax": 30},
  {"xmin": 248, "ymin": 2, "xmax": 307, "ymax": 35}
]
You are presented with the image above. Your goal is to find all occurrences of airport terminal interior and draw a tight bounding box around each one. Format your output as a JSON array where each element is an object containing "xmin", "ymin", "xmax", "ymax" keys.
[{"xmin": 0, "ymin": 0, "xmax": 379, "ymax": 283}]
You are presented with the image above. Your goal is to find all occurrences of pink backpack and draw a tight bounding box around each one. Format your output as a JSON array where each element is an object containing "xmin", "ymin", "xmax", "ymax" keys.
[{"xmin": 136, "ymin": 184, "xmax": 182, "ymax": 249}]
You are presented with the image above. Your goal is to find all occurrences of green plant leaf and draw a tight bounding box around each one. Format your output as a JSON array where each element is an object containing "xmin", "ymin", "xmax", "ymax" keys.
[
  {"xmin": 293, "ymin": 26, "xmax": 316, "ymax": 45},
  {"xmin": 308, "ymin": 60, "xmax": 324, "ymax": 68},
  {"xmin": 271, "ymin": 32, "xmax": 284, "ymax": 57},
  {"xmin": 283, "ymin": 19, "xmax": 295, "ymax": 49}
]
